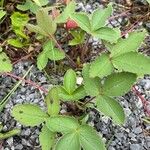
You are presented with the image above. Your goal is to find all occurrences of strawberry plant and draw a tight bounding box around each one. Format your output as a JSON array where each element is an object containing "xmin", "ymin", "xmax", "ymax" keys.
[
  {"xmin": 12, "ymin": 30, "xmax": 150, "ymax": 149},
  {"xmin": 0, "ymin": 0, "xmax": 150, "ymax": 149}
]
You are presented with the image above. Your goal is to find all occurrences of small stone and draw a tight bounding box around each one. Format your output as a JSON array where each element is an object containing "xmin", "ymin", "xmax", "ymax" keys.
[
  {"xmin": 130, "ymin": 144, "xmax": 141, "ymax": 150},
  {"xmin": 133, "ymin": 127, "xmax": 143, "ymax": 134},
  {"xmin": 15, "ymin": 144, "xmax": 23, "ymax": 150}
]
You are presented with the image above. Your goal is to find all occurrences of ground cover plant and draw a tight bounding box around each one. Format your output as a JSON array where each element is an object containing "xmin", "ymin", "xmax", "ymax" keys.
[{"xmin": 0, "ymin": 0, "xmax": 150, "ymax": 150}]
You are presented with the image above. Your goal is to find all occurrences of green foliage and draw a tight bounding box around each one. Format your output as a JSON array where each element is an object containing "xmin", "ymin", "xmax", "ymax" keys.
[
  {"xmin": 91, "ymin": 3, "xmax": 112, "ymax": 31},
  {"xmin": 39, "ymin": 125, "xmax": 55, "ymax": 150},
  {"xmin": 63, "ymin": 69, "xmax": 77, "ymax": 94},
  {"xmin": 89, "ymin": 53, "xmax": 114, "ymax": 78},
  {"xmin": 58, "ymin": 69, "xmax": 86, "ymax": 101},
  {"xmin": 55, "ymin": 0, "xmax": 76, "ymax": 23},
  {"xmin": 8, "ymin": 12, "xmax": 29, "ymax": 48},
  {"xmin": 112, "ymin": 52, "xmax": 150, "ymax": 75},
  {"xmin": 96, "ymin": 95, "xmax": 125, "ymax": 125},
  {"xmin": 82, "ymin": 64, "xmax": 101, "ymax": 96},
  {"xmin": 79, "ymin": 125, "xmax": 106, "ymax": 150},
  {"xmin": 103, "ymin": 72, "xmax": 137, "ymax": 96},
  {"xmin": 45, "ymin": 87, "xmax": 60, "ymax": 116},
  {"xmin": 0, "ymin": 47, "xmax": 12, "ymax": 72},
  {"xmin": 55, "ymin": 132, "xmax": 80, "ymax": 150},
  {"xmin": 46, "ymin": 116, "xmax": 79, "ymax": 134},
  {"xmin": 69, "ymin": 30, "xmax": 85, "ymax": 46},
  {"xmin": 37, "ymin": 40, "xmax": 65, "ymax": 70},
  {"xmin": 12, "ymin": 104, "xmax": 48, "ymax": 126},
  {"xmin": 110, "ymin": 31, "xmax": 146, "ymax": 57},
  {"xmin": 70, "ymin": 3, "xmax": 121, "ymax": 43},
  {"xmin": 0, "ymin": 10, "xmax": 6, "ymax": 20},
  {"xmin": 27, "ymin": 8, "xmax": 56, "ymax": 36},
  {"xmin": 17, "ymin": 0, "xmax": 40, "ymax": 14},
  {"xmin": 7, "ymin": 1, "xmax": 150, "ymax": 149}
]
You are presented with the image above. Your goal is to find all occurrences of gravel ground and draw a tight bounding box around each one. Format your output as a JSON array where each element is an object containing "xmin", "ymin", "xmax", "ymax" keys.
[{"xmin": 0, "ymin": 0, "xmax": 150, "ymax": 150}]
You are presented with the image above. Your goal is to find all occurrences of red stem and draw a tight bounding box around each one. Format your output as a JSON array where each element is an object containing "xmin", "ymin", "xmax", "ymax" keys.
[{"xmin": 4, "ymin": 72, "xmax": 48, "ymax": 94}]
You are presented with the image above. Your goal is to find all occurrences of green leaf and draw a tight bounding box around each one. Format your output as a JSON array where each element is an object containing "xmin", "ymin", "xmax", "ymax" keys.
[
  {"xmin": 46, "ymin": 116, "xmax": 79, "ymax": 134},
  {"xmin": 17, "ymin": 0, "xmax": 40, "ymax": 13},
  {"xmin": 70, "ymin": 13, "xmax": 91, "ymax": 33},
  {"xmin": 63, "ymin": 69, "xmax": 77, "ymax": 94},
  {"xmin": 91, "ymin": 3, "xmax": 112, "ymax": 31},
  {"xmin": 7, "ymin": 39, "xmax": 24, "ymax": 48},
  {"xmin": 92, "ymin": 27, "xmax": 121, "ymax": 43},
  {"xmin": 0, "ymin": 48, "xmax": 12, "ymax": 72},
  {"xmin": 69, "ymin": 30, "xmax": 85, "ymax": 46},
  {"xmin": 96, "ymin": 95, "xmax": 125, "ymax": 125},
  {"xmin": 10, "ymin": 12, "xmax": 29, "ymax": 27},
  {"xmin": 45, "ymin": 87, "xmax": 60, "ymax": 116},
  {"xmin": 79, "ymin": 125, "xmax": 106, "ymax": 150},
  {"xmin": 32, "ymin": 0, "xmax": 48, "ymax": 6},
  {"xmin": 44, "ymin": 40, "xmax": 65, "ymax": 61},
  {"xmin": 36, "ymin": 9, "xmax": 56, "ymax": 35},
  {"xmin": 12, "ymin": 104, "xmax": 48, "ymax": 126},
  {"xmin": 110, "ymin": 31, "xmax": 146, "ymax": 57},
  {"xmin": 103, "ymin": 72, "xmax": 137, "ymax": 96},
  {"xmin": 37, "ymin": 52, "xmax": 48, "ymax": 70},
  {"xmin": 112, "ymin": 52, "xmax": 150, "ymax": 75},
  {"xmin": 89, "ymin": 53, "xmax": 114, "ymax": 78},
  {"xmin": 55, "ymin": 0, "xmax": 76, "ymax": 23},
  {"xmin": 47, "ymin": 48, "xmax": 65, "ymax": 61},
  {"xmin": 59, "ymin": 86, "xmax": 86, "ymax": 101},
  {"xmin": 55, "ymin": 132, "xmax": 80, "ymax": 150},
  {"xmin": 26, "ymin": 24, "xmax": 47, "ymax": 36},
  {"xmin": 0, "ymin": 10, "xmax": 6, "ymax": 20},
  {"xmin": 37, "ymin": 40, "xmax": 65, "ymax": 70},
  {"xmin": 39, "ymin": 125, "xmax": 55, "ymax": 150},
  {"xmin": 82, "ymin": 64, "xmax": 101, "ymax": 96}
]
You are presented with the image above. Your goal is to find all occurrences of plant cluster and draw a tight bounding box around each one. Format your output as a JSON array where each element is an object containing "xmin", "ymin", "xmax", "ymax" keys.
[{"xmin": 0, "ymin": 0, "xmax": 150, "ymax": 150}]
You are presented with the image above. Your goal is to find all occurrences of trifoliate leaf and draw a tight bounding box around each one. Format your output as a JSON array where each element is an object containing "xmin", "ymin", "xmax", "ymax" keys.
[
  {"xmin": 71, "ymin": 13, "xmax": 91, "ymax": 33},
  {"xmin": 110, "ymin": 31, "xmax": 146, "ymax": 57},
  {"xmin": 103, "ymin": 72, "xmax": 137, "ymax": 96},
  {"xmin": 12, "ymin": 104, "xmax": 48, "ymax": 126},
  {"xmin": 112, "ymin": 52, "xmax": 150, "ymax": 75},
  {"xmin": 59, "ymin": 86, "xmax": 86, "ymax": 101},
  {"xmin": 96, "ymin": 95, "xmax": 125, "ymax": 125},
  {"xmin": 63, "ymin": 69, "xmax": 77, "ymax": 94},
  {"xmin": 46, "ymin": 116, "xmax": 79, "ymax": 134},
  {"xmin": 79, "ymin": 125, "xmax": 106, "ymax": 150},
  {"xmin": 55, "ymin": 132, "xmax": 80, "ymax": 150},
  {"xmin": 91, "ymin": 3, "xmax": 113, "ymax": 31},
  {"xmin": 0, "ymin": 48, "xmax": 12, "ymax": 72},
  {"xmin": 39, "ymin": 125, "xmax": 55, "ymax": 150},
  {"xmin": 89, "ymin": 53, "xmax": 114, "ymax": 78},
  {"xmin": 82, "ymin": 64, "xmax": 101, "ymax": 96},
  {"xmin": 92, "ymin": 27, "xmax": 121, "ymax": 43}
]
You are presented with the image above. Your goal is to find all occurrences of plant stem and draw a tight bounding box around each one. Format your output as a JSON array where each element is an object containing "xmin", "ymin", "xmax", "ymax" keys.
[{"xmin": 0, "ymin": 129, "xmax": 20, "ymax": 140}]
